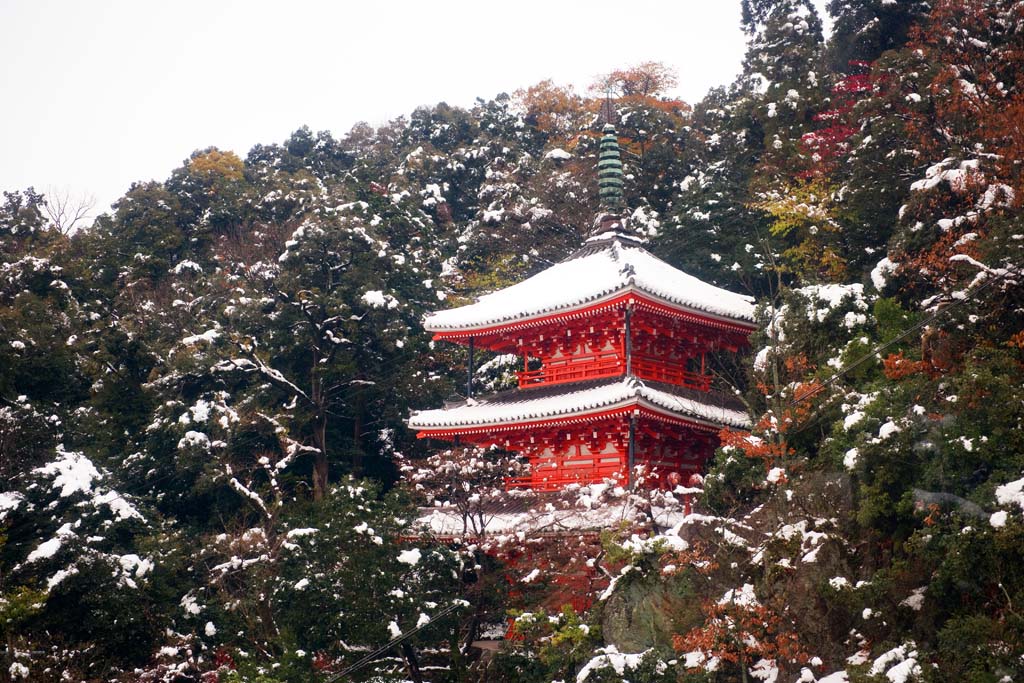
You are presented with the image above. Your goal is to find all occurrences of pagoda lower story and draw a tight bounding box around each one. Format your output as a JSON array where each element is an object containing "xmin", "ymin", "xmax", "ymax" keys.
[{"xmin": 410, "ymin": 377, "xmax": 749, "ymax": 491}]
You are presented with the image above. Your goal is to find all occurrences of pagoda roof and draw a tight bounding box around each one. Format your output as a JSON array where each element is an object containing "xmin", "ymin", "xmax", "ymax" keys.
[
  {"xmin": 409, "ymin": 376, "xmax": 750, "ymax": 433},
  {"xmin": 425, "ymin": 236, "xmax": 756, "ymax": 335}
]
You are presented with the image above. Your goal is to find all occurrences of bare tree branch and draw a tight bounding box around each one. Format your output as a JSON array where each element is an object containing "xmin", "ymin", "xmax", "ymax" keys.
[{"xmin": 43, "ymin": 186, "xmax": 95, "ymax": 235}]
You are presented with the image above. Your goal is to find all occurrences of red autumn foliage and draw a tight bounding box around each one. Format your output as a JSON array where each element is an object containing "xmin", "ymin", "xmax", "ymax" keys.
[
  {"xmin": 908, "ymin": 0, "xmax": 1024, "ymax": 199},
  {"xmin": 800, "ymin": 61, "xmax": 874, "ymax": 177},
  {"xmin": 883, "ymin": 352, "xmax": 930, "ymax": 380},
  {"xmin": 672, "ymin": 598, "xmax": 808, "ymax": 668}
]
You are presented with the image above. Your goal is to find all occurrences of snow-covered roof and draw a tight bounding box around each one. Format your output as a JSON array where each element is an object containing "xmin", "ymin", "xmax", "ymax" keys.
[
  {"xmin": 416, "ymin": 497, "xmax": 688, "ymax": 537},
  {"xmin": 409, "ymin": 377, "xmax": 750, "ymax": 431},
  {"xmin": 425, "ymin": 238, "xmax": 756, "ymax": 333}
]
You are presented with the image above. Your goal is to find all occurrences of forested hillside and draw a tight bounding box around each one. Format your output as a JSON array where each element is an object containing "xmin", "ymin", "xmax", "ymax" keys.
[{"xmin": 2, "ymin": 1, "xmax": 1023, "ymax": 681}]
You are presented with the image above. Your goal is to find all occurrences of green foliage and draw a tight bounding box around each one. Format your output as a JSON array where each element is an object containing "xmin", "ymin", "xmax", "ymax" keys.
[
  {"xmin": 582, "ymin": 651, "xmax": 686, "ymax": 683},
  {"xmin": 825, "ymin": 0, "xmax": 930, "ymax": 69},
  {"xmin": 495, "ymin": 607, "xmax": 603, "ymax": 683},
  {"xmin": 703, "ymin": 446, "xmax": 768, "ymax": 514},
  {"xmin": 0, "ymin": 584, "xmax": 47, "ymax": 638}
]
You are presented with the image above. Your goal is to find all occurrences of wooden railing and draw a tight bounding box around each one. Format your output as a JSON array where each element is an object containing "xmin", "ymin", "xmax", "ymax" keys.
[
  {"xmin": 516, "ymin": 354, "xmax": 710, "ymax": 391},
  {"xmin": 516, "ymin": 352, "xmax": 623, "ymax": 388},
  {"xmin": 631, "ymin": 355, "xmax": 711, "ymax": 391}
]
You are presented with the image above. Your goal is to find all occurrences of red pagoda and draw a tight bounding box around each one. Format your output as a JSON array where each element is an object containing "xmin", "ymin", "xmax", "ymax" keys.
[{"xmin": 409, "ymin": 124, "xmax": 755, "ymax": 491}]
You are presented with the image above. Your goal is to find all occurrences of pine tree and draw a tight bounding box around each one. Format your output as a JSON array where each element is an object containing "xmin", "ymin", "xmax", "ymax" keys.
[{"xmin": 825, "ymin": 0, "xmax": 930, "ymax": 71}]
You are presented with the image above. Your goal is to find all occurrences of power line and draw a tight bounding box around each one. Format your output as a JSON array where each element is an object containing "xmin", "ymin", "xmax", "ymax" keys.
[
  {"xmin": 323, "ymin": 601, "xmax": 463, "ymax": 682},
  {"xmin": 790, "ymin": 265, "xmax": 1018, "ymax": 407}
]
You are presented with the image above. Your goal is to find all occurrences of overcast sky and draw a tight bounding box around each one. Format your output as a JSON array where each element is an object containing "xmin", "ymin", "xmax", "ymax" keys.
[{"xmin": 1, "ymin": 1, "xmax": 829, "ymax": 218}]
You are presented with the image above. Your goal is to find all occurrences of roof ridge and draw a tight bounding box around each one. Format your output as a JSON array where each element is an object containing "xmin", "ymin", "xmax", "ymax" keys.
[{"xmin": 409, "ymin": 374, "xmax": 750, "ymax": 430}]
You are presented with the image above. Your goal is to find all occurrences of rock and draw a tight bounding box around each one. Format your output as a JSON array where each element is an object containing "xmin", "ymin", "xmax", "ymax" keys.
[{"xmin": 601, "ymin": 569, "xmax": 702, "ymax": 652}]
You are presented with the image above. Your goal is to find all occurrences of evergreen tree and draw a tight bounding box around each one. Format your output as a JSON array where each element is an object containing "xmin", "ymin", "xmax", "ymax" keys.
[{"xmin": 825, "ymin": 0, "xmax": 930, "ymax": 71}]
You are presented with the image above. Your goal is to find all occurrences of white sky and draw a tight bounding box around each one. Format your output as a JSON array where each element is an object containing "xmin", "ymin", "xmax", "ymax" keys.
[{"xmin": 0, "ymin": 1, "xmax": 829, "ymax": 217}]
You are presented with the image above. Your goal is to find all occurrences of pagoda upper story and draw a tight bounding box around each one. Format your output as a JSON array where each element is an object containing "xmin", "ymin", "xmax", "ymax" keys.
[{"xmin": 425, "ymin": 232, "xmax": 756, "ymax": 391}]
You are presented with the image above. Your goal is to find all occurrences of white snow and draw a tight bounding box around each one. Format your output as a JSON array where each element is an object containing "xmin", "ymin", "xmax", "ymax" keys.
[
  {"xmin": 843, "ymin": 412, "xmax": 865, "ymax": 430},
  {"xmin": 34, "ymin": 448, "xmax": 100, "ymax": 498},
  {"xmin": 899, "ymin": 587, "xmax": 927, "ymax": 611},
  {"xmin": 187, "ymin": 399, "xmax": 211, "ymax": 423},
  {"xmin": 409, "ymin": 377, "xmax": 750, "ymax": 430},
  {"xmin": 544, "ymin": 148, "xmax": 572, "ymax": 160},
  {"xmin": 990, "ymin": 510, "xmax": 1008, "ymax": 528},
  {"xmin": 878, "ymin": 420, "xmax": 902, "ymax": 440},
  {"xmin": 417, "ymin": 494, "xmax": 693, "ymax": 539},
  {"xmin": 181, "ymin": 594, "xmax": 203, "ymax": 615},
  {"xmin": 182, "ymin": 329, "xmax": 220, "ymax": 345},
  {"xmin": 753, "ymin": 346, "xmax": 773, "ymax": 372},
  {"xmin": 177, "ymin": 431, "xmax": 211, "ymax": 450},
  {"xmin": 424, "ymin": 239, "xmax": 755, "ymax": 331},
  {"xmin": 46, "ymin": 566, "xmax": 79, "ymax": 590},
  {"xmin": 26, "ymin": 523, "xmax": 74, "ymax": 563},
  {"xmin": 798, "ymin": 283, "xmax": 868, "ymax": 323},
  {"xmin": 117, "ymin": 554, "xmax": 154, "ymax": 586},
  {"xmin": 31, "ymin": 448, "xmax": 143, "ymax": 522},
  {"xmin": 92, "ymin": 490, "xmax": 144, "ymax": 521},
  {"xmin": 397, "ymin": 548, "xmax": 422, "ymax": 565},
  {"xmin": 286, "ymin": 527, "xmax": 318, "ymax": 538},
  {"xmin": 361, "ymin": 289, "xmax": 399, "ymax": 310},
  {"xmin": 843, "ymin": 448, "xmax": 859, "ymax": 470},
  {"xmin": 171, "ymin": 259, "xmax": 203, "ymax": 274},
  {"xmin": 0, "ymin": 491, "xmax": 24, "ymax": 521},
  {"xmin": 750, "ymin": 658, "xmax": 779, "ymax": 683},
  {"xmin": 576, "ymin": 646, "xmax": 649, "ymax": 683},
  {"xmin": 994, "ymin": 476, "xmax": 1024, "ymax": 511},
  {"xmin": 978, "ymin": 183, "xmax": 1014, "ymax": 210},
  {"xmin": 718, "ymin": 583, "xmax": 759, "ymax": 607},
  {"xmin": 871, "ymin": 643, "xmax": 921, "ymax": 683},
  {"xmin": 910, "ymin": 158, "xmax": 979, "ymax": 193},
  {"xmin": 817, "ymin": 672, "xmax": 849, "ymax": 683},
  {"xmin": 886, "ymin": 658, "xmax": 922, "ymax": 683}
]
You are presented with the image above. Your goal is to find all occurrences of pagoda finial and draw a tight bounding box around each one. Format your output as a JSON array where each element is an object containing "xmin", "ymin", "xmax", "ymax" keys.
[
  {"xmin": 598, "ymin": 85, "xmax": 618, "ymax": 127},
  {"xmin": 597, "ymin": 123, "xmax": 624, "ymax": 212},
  {"xmin": 588, "ymin": 97, "xmax": 643, "ymax": 242},
  {"xmin": 590, "ymin": 109, "xmax": 635, "ymax": 239}
]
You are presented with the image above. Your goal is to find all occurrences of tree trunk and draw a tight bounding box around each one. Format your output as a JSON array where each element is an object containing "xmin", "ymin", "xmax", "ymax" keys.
[
  {"xmin": 352, "ymin": 393, "xmax": 364, "ymax": 474},
  {"xmin": 401, "ymin": 642, "xmax": 425, "ymax": 683},
  {"xmin": 312, "ymin": 418, "xmax": 328, "ymax": 501}
]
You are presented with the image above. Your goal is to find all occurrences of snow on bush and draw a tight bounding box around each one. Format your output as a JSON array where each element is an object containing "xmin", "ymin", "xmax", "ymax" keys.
[
  {"xmin": 177, "ymin": 430, "xmax": 211, "ymax": 450},
  {"xmin": 397, "ymin": 547, "xmax": 421, "ymax": 565},
  {"xmin": 0, "ymin": 491, "xmax": 25, "ymax": 521},
  {"xmin": 575, "ymin": 646, "xmax": 651, "ymax": 683},
  {"xmin": 994, "ymin": 475, "xmax": 1024, "ymax": 512},
  {"xmin": 361, "ymin": 289, "xmax": 399, "ymax": 309},
  {"xmin": 871, "ymin": 257, "xmax": 896, "ymax": 292},
  {"xmin": 870, "ymin": 643, "xmax": 922, "ymax": 683},
  {"xmin": 34, "ymin": 447, "xmax": 100, "ymax": 498}
]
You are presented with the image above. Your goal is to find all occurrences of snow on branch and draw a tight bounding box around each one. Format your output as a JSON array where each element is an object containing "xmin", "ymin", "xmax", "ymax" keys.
[
  {"xmin": 214, "ymin": 350, "xmax": 314, "ymax": 408},
  {"xmin": 229, "ymin": 476, "xmax": 269, "ymax": 515}
]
